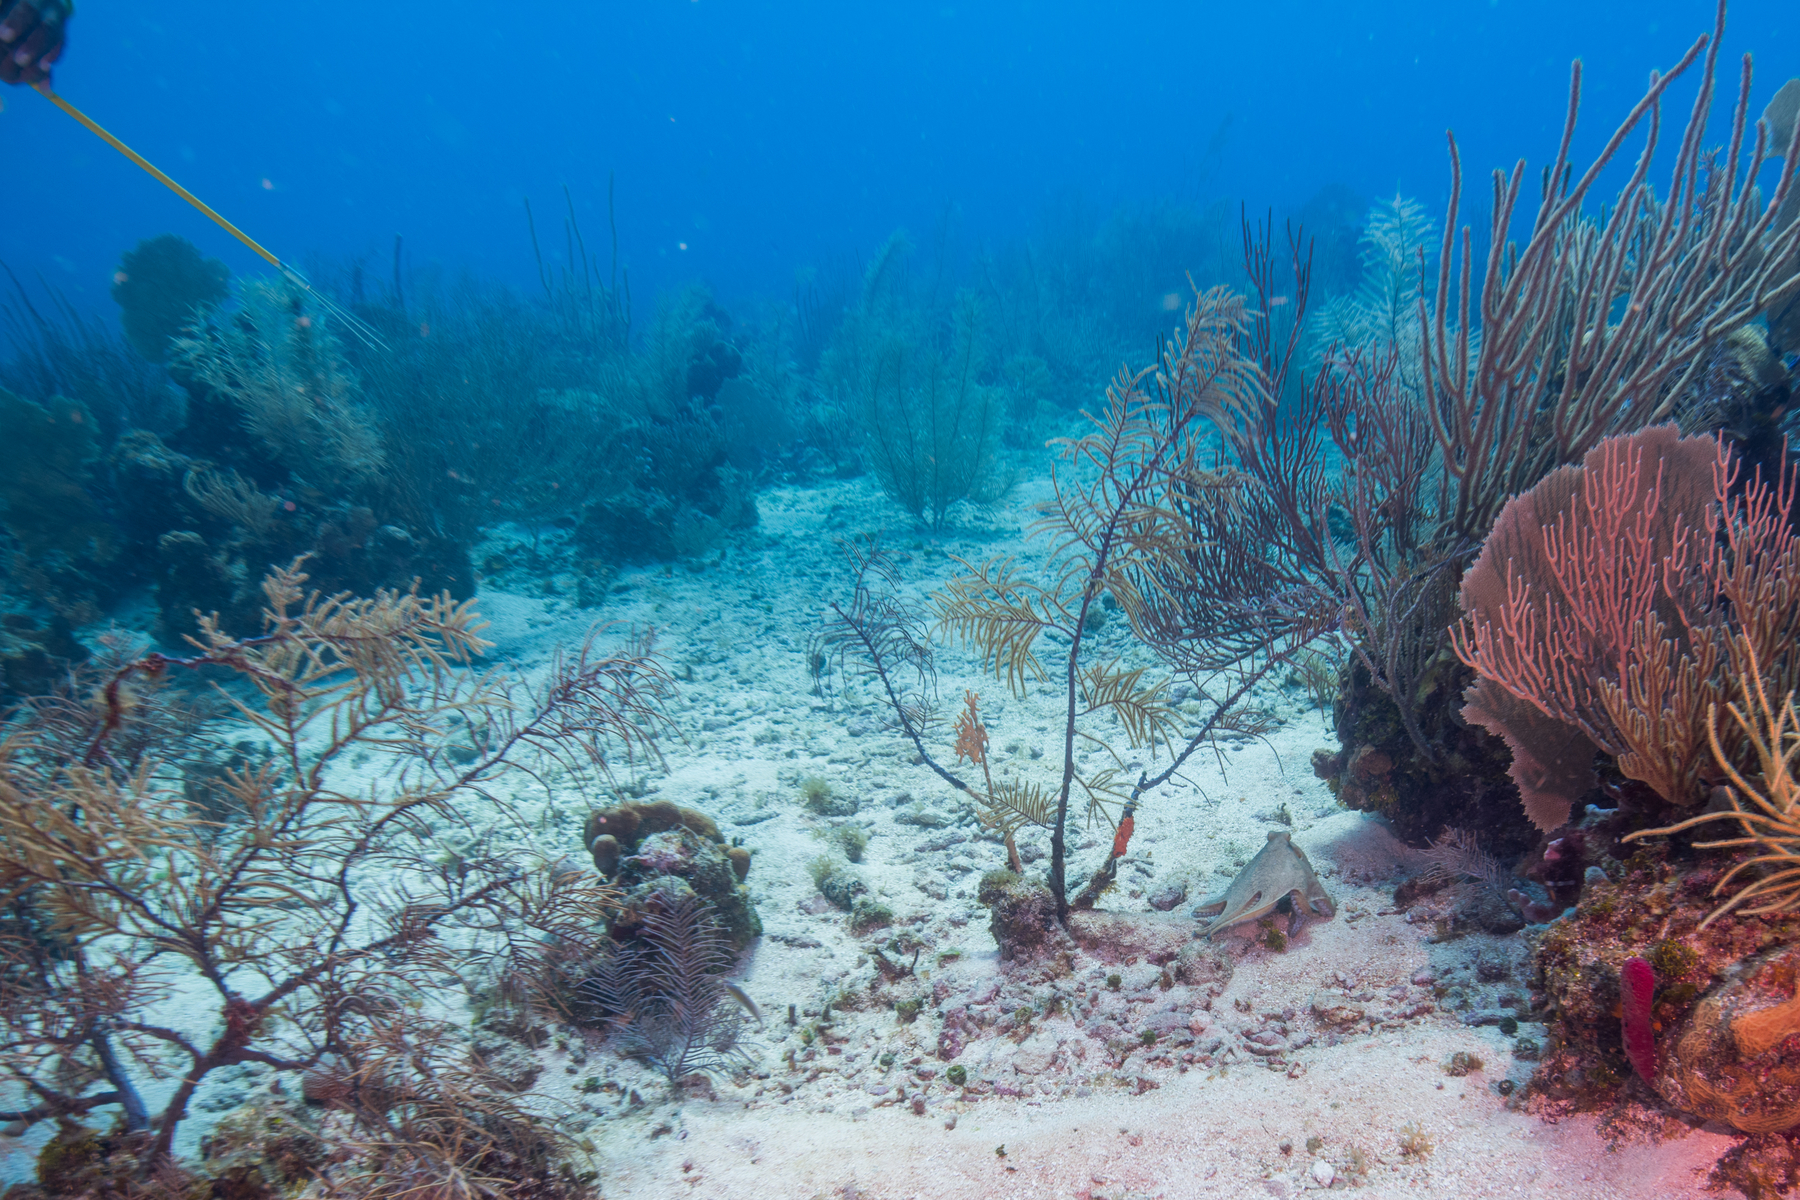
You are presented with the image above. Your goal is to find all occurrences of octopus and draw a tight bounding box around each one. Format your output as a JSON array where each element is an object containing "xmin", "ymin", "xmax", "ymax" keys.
[{"xmin": 1195, "ymin": 830, "xmax": 1336, "ymax": 941}]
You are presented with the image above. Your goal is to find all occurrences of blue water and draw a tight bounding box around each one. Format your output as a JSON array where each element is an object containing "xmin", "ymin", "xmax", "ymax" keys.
[
  {"xmin": 5, "ymin": 0, "xmax": 1795, "ymax": 313},
  {"xmin": 6, "ymin": 6, "xmax": 1800, "ymax": 1196}
]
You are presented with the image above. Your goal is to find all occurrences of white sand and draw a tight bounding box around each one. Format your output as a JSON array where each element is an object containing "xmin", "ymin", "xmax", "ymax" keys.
[
  {"xmin": 0, "ymin": 470, "xmax": 1741, "ymax": 1197},
  {"xmin": 492, "ymin": 474, "xmax": 1736, "ymax": 1198}
]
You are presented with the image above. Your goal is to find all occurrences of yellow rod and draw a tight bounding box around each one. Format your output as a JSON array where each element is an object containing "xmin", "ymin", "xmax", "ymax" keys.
[{"xmin": 34, "ymin": 81, "xmax": 284, "ymax": 271}]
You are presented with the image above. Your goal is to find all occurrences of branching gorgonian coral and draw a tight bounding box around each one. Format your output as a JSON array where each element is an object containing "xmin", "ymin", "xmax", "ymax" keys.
[
  {"xmin": 174, "ymin": 276, "xmax": 386, "ymax": 492},
  {"xmin": 0, "ymin": 558, "xmax": 673, "ymax": 1178}
]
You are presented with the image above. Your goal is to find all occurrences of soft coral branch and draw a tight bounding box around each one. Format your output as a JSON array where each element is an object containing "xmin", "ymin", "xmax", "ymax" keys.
[{"xmin": 0, "ymin": 559, "xmax": 668, "ymax": 1177}]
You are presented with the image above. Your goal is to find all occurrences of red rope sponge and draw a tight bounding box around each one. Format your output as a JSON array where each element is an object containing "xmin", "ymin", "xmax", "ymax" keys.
[
  {"xmin": 1111, "ymin": 815, "xmax": 1134, "ymax": 860},
  {"xmin": 1621, "ymin": 955, "xmax": 1657, "ymax": 1080}
]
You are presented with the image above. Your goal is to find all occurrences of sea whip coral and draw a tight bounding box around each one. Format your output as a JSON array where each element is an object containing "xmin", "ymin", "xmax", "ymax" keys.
[{"xmin": 1621, "ymin": 955, "xmax": 1657, "ymax": 1080}]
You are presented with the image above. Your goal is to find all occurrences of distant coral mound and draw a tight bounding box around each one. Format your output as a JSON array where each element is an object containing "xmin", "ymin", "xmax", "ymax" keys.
[{"xmin": 111, "ymin": 234, "xmax": 229, "ymax": 363}]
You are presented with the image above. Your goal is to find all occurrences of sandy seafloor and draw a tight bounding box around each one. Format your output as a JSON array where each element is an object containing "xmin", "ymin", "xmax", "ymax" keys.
[{"xmin": 0, "ymin": 468, "xmax": 1742, "ymax": 1198}]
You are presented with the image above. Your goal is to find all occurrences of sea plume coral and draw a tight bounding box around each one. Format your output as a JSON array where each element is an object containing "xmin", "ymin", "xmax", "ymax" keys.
[
  {"xmin": 821, "ymin": 234, "xmax": 1009, "ymax": 527},
  {"xmin": 0, "ymin": 558, "xmax": 670, "ymax": 1176},
  {"xmin": 1416, "ymin": 826, "xmax": 1509, "ymax": 896},
  {"xmin": 1308, "ymin": 193, "xmax": 1437, "ymax": 396},
  {"xmin": 580, "ymin": 892, "xmax": 752, "ymax": 1086},
  {"xmin": 173, "ymin": 275, "xmax": 386, "ymax": 492}
]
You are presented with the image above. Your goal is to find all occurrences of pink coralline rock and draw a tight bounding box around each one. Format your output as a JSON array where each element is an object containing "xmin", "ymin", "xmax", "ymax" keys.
[
  {"xmin": 1067, "ymin": 911, "xmax": 1193, "ymax": 963},
  {"xmin": 1621, "ymin": 955, "xmax": 1657, "ymax": 1080},
  {"xmin": 1011, "ymin": 1034, "xmax": 1058, "ymax": 1075},
  {"xmin": 1655, "ymin": 944, "xmax": 1800, "ymax": 1133}
]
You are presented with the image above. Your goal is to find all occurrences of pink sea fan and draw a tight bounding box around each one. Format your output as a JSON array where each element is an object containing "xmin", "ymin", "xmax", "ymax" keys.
[{"xmin": 1621, "ymin": 955, "xmax": 1657, "ymax": 1080}]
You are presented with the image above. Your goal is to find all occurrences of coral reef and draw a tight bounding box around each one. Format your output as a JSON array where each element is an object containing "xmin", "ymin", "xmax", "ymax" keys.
[
  {"xmin": 174, "ymin": 278, "xmax": 386, "ymax": 492},
  {"xmin": 583, "ymin": 799, "xmax": 759, "ymax": 952},
  {"xmin": 977, "ymin": 870, "xmax": 1069, "ymax": 961},
  {"xmin": 2, "ymin": 275, "xmax": 188, "ymax": 444},
  {"xmin": 1709, "ymin": 1131, "xmax": 1800, "ymax": 1200},
  {"xmin": 0, "ymin": 389, "xmax": 118, "ymax": 627},
  {"xmin": 1659, "ymin": 944, "xmax": 1800, "ymax": 1134},
  {"xmin": 1, "ymin": 237, "xmax": 787, "ymax": 678},
  {"xmin": 1296, "ymin": 38, "xmax": 1800, "ymax": 855},
  {"xmin": 0, "ymin": 18, "xmax": 1796, "ymax": 1195},
  {"xmin": 0, "ymin": 269, "xmax": 483, "ymax": 653},
  {"xmin": 1525, "ymin": 842, "xmax": 1800, "ymax": 1126},
  {"xmin": 567, "ymin": 287, "xmax": 764, "ymax": 564},
  {"xmin": 0, "ymin": 610, "xmax": 87, "ymax": 700},
  {"xmin": 1321, "ymin": 654, "xmax": 1537, "ymax": 858}
]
